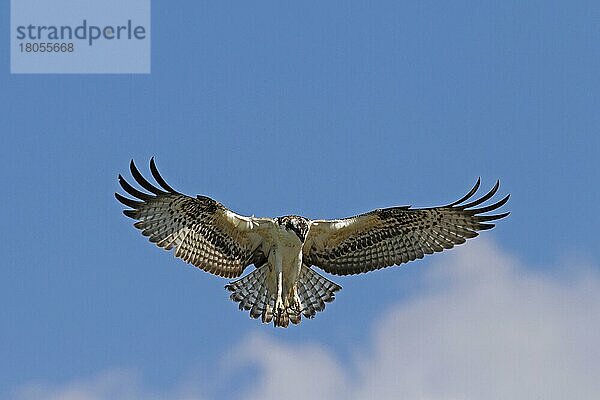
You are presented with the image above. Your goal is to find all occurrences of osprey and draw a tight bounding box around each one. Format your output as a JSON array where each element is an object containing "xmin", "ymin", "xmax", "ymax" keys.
[{"xmin": 116, "ymin": 159, "xmax": 509, "ymax": 328}]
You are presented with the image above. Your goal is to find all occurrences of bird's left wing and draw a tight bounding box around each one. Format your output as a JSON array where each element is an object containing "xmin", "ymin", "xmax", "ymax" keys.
[
  {"xmin": 304, "ymin": 179, "xmax": 509, "ymax": 276},
  {"xmin": 115, "ymin": 159, "xmax": 272, "ymax": 278}
]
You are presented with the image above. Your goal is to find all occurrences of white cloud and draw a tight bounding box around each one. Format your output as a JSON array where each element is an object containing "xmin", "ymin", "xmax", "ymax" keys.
[
  {"xmin": 12, "ymin": 368, "xmax": 205, "ymax": 400},
  {"xmin": 12, "ymin": 240, "xmax": 600, "ymax": 400},
  {"xmin": 230, "ymin": 334, "xmax": 349, "ymax": 400},
  {"xmin": 230, "ymin": 240, "xmax": 600, "ymax": 400}
]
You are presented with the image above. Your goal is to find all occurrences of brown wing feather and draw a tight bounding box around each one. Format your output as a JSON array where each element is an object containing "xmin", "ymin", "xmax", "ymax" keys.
[
  {"xmin": 115, "ymin": 159, "xmax": 268, "ymax": 278},
  {"xmin": 304, "ymin": 179, "xmax": 509, "ymax": 276}
]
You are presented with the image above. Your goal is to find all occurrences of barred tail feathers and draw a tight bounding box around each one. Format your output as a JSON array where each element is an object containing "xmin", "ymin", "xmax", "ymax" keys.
[
  {"xmin": 225, "ymin": 266, "xmax": 275, "ymax": 324},
  {"xmin": 225, "ymin": 265, "xmax": 342, "ymax": 328},
  {"xmin": 297, "ymin": 265, "xmax": 341, "ymax": 319}
]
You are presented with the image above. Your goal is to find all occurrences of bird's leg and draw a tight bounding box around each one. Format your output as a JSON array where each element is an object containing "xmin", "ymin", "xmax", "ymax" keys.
[
  {"xmin": 275, "ymin": 269, "xmax": 284, "ymax": 314},
  {"xmin": 292, "ymin": 255, "xmax": 303, "ymax": 313},
  {"xmin": 273, "ymin": 245, "xmax": 284, "ymax": 316},
  {"xmin": 292, "ymin": 285, "xmax": 302, "ymax": 314}
]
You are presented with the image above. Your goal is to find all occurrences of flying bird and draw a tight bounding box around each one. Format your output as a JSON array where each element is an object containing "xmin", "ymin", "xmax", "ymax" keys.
[{"xmin": 115, "ymin": 159, "xmax": 509, "ymax": 328}]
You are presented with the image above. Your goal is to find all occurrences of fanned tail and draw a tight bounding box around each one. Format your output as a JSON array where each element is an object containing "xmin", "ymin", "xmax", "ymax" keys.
[
  {"xmin": 225, "ymin": 265, "xmax": 275, "ymax": 324},
  {"xmin": 225, "ymin": 265, "xmax": 342, "ymax": 328},
  {"xmin": 297, "ymin": 265, "xmax": 341, "ymax": 319}
]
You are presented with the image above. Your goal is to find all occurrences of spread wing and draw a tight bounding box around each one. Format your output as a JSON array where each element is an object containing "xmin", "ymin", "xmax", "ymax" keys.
[
  {"xmin": 115, "ymin": 159, "xmax": 271, "ymax": 278},
  {"xmin": 304, "ymin": 179, "xmax": 509, "ymax": 276}
]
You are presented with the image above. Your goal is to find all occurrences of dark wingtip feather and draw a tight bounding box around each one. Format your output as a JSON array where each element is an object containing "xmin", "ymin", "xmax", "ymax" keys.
[
  {"xmin": 473, "ymin": 194, "xmax": 510, "ymax": 214},
  {"xmin": 115, "ymin": 192, "xmax": 143, "ymax": 209},
  {"xmin": 150, "ymin": 158, "xmax": 178, "ymax": 193},
  {"xmin": 476, "ymin": 223, "xmax": 496, "ymax": 230},
  {"xmin": 460, "ymin": 180, "xmax": 500, "ymax": 210},
  {"xmin": 118, "ymin": 174, "xmax": 153, "ymax": 201},
  {"xmin": 130, "ymin": 159, "xmax": 166, "ymax": 196},
  {"xmin": 123, "ymin": 209, "xmax": 138, "ymax": 219},
  {"xmin": 446, "ymin": 178, "xmax": 481, "ymax": 207},
  {"xmin": 475, "ymin": 211, "xmax": 510, "ymax": 222}
]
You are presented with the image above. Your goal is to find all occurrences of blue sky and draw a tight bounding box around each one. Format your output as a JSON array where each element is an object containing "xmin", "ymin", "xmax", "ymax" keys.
[{"xmin": 2, "ymin": 1, "xmax": 599, "ymax": 399}]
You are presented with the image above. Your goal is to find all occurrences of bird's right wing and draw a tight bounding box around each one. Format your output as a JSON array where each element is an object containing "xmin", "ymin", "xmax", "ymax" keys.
[
  {"xmin": 115, "ymin": 159, "xmax": 272, "ymax": 278},
  {"xmin": 304, "ymin": 179, "xmax": 509, "ymax": 276}
]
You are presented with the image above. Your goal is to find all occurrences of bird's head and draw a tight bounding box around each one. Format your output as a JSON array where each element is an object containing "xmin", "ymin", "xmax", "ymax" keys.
[{"xmin": 276, "ymin": 215, "xmax": 310, "ymax": 241}]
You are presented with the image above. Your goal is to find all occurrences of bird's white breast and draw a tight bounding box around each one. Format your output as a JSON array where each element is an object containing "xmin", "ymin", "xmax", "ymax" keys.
[{"xmin": 262, "ymin": 225, "xmax": 303, "ymax": 294}]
